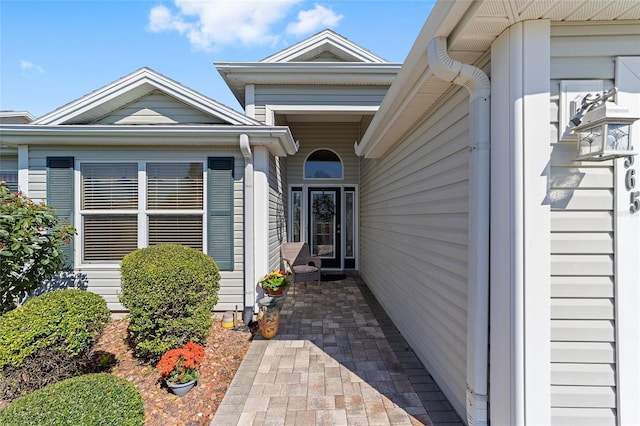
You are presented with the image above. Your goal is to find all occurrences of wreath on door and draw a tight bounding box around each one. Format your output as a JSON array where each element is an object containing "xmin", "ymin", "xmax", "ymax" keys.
[{"xmin": 312, "ymin": 194, "xmax": 335, "ymax": 222}]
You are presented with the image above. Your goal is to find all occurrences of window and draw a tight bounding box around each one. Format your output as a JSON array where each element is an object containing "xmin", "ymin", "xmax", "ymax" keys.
[
  {"xmin": 0, "ymin": 170, "xmax": 18, "ymax": 192},
  {"xmin": 146, "ymin": 163, "xmax": 203, "ymax": 250},
  {"xmin": 81, "ymin": 163, "xmax": 138, "ymax": 262},
  {"xmin": 80, "ymin": 162, "xmax": 204, "ymax": 262},
  {"xmin": 291, "ymin": 188, "xmax": 302, "ymax": 242},
  {"xmin": 304, "ymin": 149, "xmax": 342, "ymax": 179}
]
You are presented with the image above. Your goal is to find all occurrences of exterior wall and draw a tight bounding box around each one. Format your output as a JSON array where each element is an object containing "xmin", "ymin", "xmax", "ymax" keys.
[
  {"xmin": 27, "ymin": 145, "xmax": 245, "ymax": 312},
  {"xmin": 359, "ymin": 87, "xmax": 471, "ymax": 416},
  {"xmin": 287, "ymin": 122, "xmax": 361, "ymax": 186},
  {"xmin": 548, "ymin": 22, "xmax": 640, "ymax": 426},
  {"xmin": 268, "ymin": 154, "xmax": 287, "ymax": 271},
  {"xmin": 97, "ymin": 91, "xmax": 225, "ymax": 125},
  {"xmin": 253, "ymin": 85, "xmax": 387, "ymax": 123}
]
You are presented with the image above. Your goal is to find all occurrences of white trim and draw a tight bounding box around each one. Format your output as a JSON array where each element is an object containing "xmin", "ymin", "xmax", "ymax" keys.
[
  {"xmin": 614, "ymin": 55, "xmax": 640, "ymax": 426},
  {"xmin": 521, "ymin": 20, "xmax": 552, "ymax": 426},
  {"xmin": 287, "ymin": 183, "xmax": 359, "ymax": 271},
  {"xmin": 265, "ymin": 104, "xmax": 378, "ymax": 128},
  {"xmin": 17, "ymin": 145, "xmax": 28, "ymax": 196},
  {"xmin": 261, "ymin": 29, "xmax": 387, "ymax": 63},
  {"xmin": 33, "ymin": 67, "xmax": 259, "ymax": 126},
  {"xmin": 75, "ymin": 159, "xmax": 207, "ymax": 267},
  {"xmin": 245, "ymin": 84, "xmax": 255, "ymax": 119},
  {"xmin": 489, "ymin": 20, "xmax": 551, "ymax": 426},
  {"xmin": 0, "ymin": 125, "xmax": 298, "ymax": 157}
]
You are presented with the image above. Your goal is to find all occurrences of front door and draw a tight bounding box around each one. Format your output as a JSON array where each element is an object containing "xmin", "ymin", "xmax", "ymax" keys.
[{"xmin": 309, "ymin": 188, "xmax": 340, "ymax": 268}]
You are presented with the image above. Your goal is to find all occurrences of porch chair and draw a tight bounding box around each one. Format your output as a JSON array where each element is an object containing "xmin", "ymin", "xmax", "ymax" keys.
[{"xmin": 281, "ymin": 242, "xmax": 322, "ymax": 296}]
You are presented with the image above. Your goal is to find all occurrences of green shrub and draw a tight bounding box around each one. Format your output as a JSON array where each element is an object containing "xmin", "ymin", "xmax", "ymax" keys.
[
  {"xmin": 119, "ymin": 244, "xmax": 220, "ymax": 361},
  {"xmin": 0, "ymin": 289, "xmax": 110, "ymax": 400},
  {"xmin": 0, "ymin": 182, "xmax": 76, "ymax": 315},
  {"xmin": 0, "ymin": 373, "xmax": 144, "ymax": 426}
]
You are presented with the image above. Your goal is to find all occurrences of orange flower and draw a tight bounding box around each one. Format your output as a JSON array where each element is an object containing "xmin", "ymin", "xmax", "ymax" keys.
[{"xmin": 156, "ymin": 342, "xmax": 205, "ymax": 384}]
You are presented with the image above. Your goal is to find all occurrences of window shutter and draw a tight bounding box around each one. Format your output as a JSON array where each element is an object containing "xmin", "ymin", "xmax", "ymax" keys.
[
  {"xmin": 207, "ymin": 157, "xmax": 234, "ymax": 270},
  {"xmin": 47, "ymin": 157, "xmax": 74, "ymax": 269}
]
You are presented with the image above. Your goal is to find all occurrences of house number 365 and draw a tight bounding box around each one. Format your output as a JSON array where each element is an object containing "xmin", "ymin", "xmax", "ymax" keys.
[{"xmin": 625, "ymin": 156, "xmax": 639, "ymax": 213}]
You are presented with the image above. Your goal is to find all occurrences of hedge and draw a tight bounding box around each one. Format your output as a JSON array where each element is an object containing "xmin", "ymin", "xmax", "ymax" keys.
[
  {"xmin": 0, "ymin": 289, "xmax": 110, "ymax": 400},
  {"xmin": 0, "ymin": 373, "xmax": 144, "ymax": 426}
]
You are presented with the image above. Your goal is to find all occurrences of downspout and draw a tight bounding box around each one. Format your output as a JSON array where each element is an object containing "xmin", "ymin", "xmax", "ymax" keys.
[
  {"xmin": 427, "ymin": 37, "xmax": 490, "ymax": 426},
  {"xmin": 240, "ymin": 134, "xmax": 255, "ymax": 325}
]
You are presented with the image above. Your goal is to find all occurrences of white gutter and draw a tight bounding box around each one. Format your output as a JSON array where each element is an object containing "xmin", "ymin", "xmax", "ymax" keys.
[
  {"xmin": 239, "ymin": 134, "xmax": 255, "ymax": 325},
  {"xmin": 0, "ymin": 125, "xmax": 298, "ymax": 156},
  {"xmin": 427, "ymin": 36, "xmax": 490, "ymax": 426}
]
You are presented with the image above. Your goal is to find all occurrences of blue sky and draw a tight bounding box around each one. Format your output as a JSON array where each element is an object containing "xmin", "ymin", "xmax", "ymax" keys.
[{"xmin": 1, "ymin": 1, "xmax": 435, "ymax": 118}]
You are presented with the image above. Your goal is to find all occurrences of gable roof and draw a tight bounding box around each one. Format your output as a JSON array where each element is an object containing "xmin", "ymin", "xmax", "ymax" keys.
[
  {"xmin": 34, "ymin": 67, "xmax": 259, "ymax": 126},
  {"xmin": 216, "ymin": 30, "xmax": 400, "ymax": 107},
  {"xmin": 261, "ymin": 29, "xmax": 387, "ymax": 63}
]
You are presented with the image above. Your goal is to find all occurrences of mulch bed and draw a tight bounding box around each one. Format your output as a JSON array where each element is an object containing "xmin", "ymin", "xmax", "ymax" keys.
[{"xmin": 92, "ymin": 318, "xmax": 254, "ymax": 425}]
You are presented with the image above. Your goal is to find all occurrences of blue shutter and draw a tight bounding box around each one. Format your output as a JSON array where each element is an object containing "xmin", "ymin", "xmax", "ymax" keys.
[
  {"xmin": 207, "ymin": 157, "xmax": 234, "ymax": 270},
  {"xmin": 46, "ymin": 157, "xmax": 74, "ymax": 269}
]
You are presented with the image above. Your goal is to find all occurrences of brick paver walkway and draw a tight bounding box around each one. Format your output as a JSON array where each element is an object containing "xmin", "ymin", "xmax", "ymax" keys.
[{"xmin": 211, "ymin": 275, "xmax": 463, "ymax": 425}]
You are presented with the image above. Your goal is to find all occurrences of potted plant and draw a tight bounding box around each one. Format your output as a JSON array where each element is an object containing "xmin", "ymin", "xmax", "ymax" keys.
[
  {"xmin": 156, "ymin": 341, "xmax": 205, "ymax": 396},
  {"xmin": 259, "ymin": 270, "xmax": 289, "ymax": 296}
]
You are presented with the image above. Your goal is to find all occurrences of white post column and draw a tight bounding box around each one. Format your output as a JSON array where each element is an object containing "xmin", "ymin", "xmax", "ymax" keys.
[
  {"xmin": 253, "ymin": 145, "xmax": 270, "ymax": 307},
  {"xmin": 490, "ymin": 20, "xmax": 551, "ymax": 425}
]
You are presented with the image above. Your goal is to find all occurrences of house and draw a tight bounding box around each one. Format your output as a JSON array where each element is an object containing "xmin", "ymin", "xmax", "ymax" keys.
[
  {"xmin": 0, "ymin": 111, "xmax": 35, "ymax": 190},
  {"xmin": 354, "ymin": 1, "xmax": 640, "ymax": 426},
  {"xmin": 1, "ymin": 1, "xmax": 639, "ymax": 424}
]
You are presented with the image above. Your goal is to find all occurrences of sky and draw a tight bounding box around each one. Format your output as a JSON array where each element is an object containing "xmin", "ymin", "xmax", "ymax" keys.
[{"xmin": 0, "ymin": 0, "xmax": 436, "ymax": 119}]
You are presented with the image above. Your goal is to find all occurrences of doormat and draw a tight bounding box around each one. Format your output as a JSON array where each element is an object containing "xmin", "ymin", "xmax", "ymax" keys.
[{"xmin": 321, "ymin": 273, "xmax": 347, "ymax": 282}]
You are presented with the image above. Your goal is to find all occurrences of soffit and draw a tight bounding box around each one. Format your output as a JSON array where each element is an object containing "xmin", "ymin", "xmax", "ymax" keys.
[{"xmin": 358, "ymin": 0, "xmax": 640, "ymax": 158}]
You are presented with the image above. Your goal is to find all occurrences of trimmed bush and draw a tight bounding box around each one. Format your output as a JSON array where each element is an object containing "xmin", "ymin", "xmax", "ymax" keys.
[
  {"xmin": 119, "ymin": 244, "xmax": 220, "ymax": 361},
  {"xmin": 0, "ymin": 373, "xmax": 144, "ymax": 426},
  {"xmin": 0, "ymin": 289, "xmax": 110, "ymax": 400}
]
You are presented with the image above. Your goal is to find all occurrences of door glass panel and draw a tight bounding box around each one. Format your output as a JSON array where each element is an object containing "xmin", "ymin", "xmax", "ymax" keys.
[
  {"xmin": 345, "ymin": 191, "xmax": 354, "ymax": 258},
  {"xmin": 291, "ymin": 189, "xmax": 302, "ymax": 242},
  {"xmin": 311, "ymin": 191, "xmax": 335, "ymax": 257}
]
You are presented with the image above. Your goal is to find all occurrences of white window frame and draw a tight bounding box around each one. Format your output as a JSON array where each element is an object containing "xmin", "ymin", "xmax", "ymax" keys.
[{"xmin": 75, "ymin": 160, "xmax": 207, "ymax": 267}]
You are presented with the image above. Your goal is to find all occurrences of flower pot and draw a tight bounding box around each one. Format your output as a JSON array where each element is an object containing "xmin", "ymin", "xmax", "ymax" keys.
[
  {"xmin": 166, "ymin": 379, "xmax": 197, "ymax": 397},
  {"xmin": 266, "ymin": 287, "xmax": 284, "ymax": 297},
  {"xmin": 258, "ymin": 309, "xmax": 280, "ymax": 339}
]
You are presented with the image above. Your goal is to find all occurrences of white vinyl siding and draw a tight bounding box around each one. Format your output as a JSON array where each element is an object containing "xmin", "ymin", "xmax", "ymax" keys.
[
  {"xmin": 548, "ymin": 22, "xmax": 640, "ymax": 425},
  {"xmin": 28, "ymin": 147, "xmax": 245, "ymax": 312},
  {"xmin": 96, "ymin": 90, "xmax": 226, "ymax": 125},
  {"xmin": 359, "ymin": 87, "xmax": 470, "ymax": 416}
]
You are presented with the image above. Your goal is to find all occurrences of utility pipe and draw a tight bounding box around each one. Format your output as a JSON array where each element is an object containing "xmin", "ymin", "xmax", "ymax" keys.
[
  {"xmin": 427, "ymin": 37, "xmax": 490, "ymax": 426},
  {"xmin": 239, "ymin": 134, "xmax": 255, "ymax": 326}
]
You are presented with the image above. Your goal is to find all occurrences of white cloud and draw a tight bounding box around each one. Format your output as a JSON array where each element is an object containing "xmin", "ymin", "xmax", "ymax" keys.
[
  {"xmin": 286, "ymin": 4, "xmax": 343, "ymax": 36},
  {"xmin": 20, "ymin": 60, "xmax": 45, "ymax": 74},
  {"xmin": 147, "ymin": 0, "xmax": 305, "ymax": 51}
]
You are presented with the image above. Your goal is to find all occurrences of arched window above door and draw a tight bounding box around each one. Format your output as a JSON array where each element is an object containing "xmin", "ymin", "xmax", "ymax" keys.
[{"xmin": 304, "ymin": 149, "xmax": 343, "ymax": 179}]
